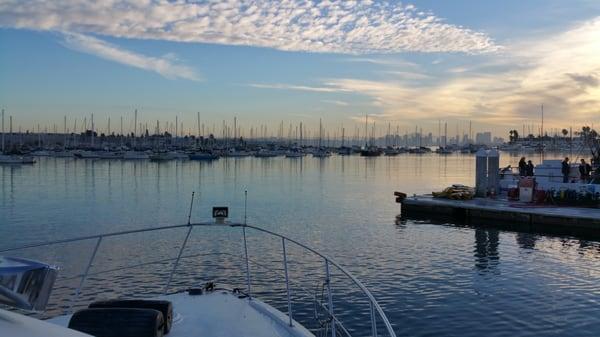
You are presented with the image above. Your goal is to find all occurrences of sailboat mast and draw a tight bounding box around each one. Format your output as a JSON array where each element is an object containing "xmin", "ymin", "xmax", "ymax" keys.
[
  {"xmin": 1, "ymin": 108, "xmax": 4, "ymax": 153},
  {"xmin": 63, "ymin": 116, "xmax": 67, "ymax": 150},
  {"xmin": 120, "ymin": 116, "xmax": 123, "ymax": 148},
  {"xmin": 364, "ymin": 114, "xmax": 368, "ymax": 147},
  {"xmin": 197, "ymin": 112, "xmax": 201, "ymax": 138},
  {"xmin": 133, "ymin": 109, "xmax": 138, "ymax": 148},
  {"xmin": 541, "ymin": 104, "xmax": 544, "ymax": 161},
  {"xmin": 91, "ymin": 113, "xmax": 94, "ymax": 147},
  {"xmin": 319, "ymin": 118, "xmax": 322, "ymax": 148}
]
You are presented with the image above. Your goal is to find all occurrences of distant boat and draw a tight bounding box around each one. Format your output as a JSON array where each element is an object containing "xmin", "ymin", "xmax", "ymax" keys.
[
  {"xmin": 123, "ymin": 151, "xmax": 149, "ymax": 160},
  {"xmin": 149, "ymin": 151, "xmax": 174, "ymax": 162},
  {"xmin": 0, "ymin": 154, "xmax": 23, "ymax": 165},
  {"xmin": 97, "ymin": 151, "xmax": 123, "ymax": 159},
  {"xmin": 223, "ymin": 149, "xmax": 252, "ymax": 157},
  {"xmin": 360, "ymin": 146, "xmax": 382, "ymax": 157},
  {"xmin": 436, "ymin": 147, "xmax": 453, "ymax": 154},
  {"xmin": 189, "ymin": 152, "xmax": 219, "ymax": 160},
  {"xmin": 337, "ymin": 146, "xmax": 353, "ymax": 155},
  {"xmin": 20, "ymin": 156, "xmax": 36, "ymax": 164},
  {"xmin": 168, "ymin": 151, "xmax": 189, "ymax": 160},
  {"xmin": 74, "ymin": 150, "xmax": 100, "ymax": 159},
  {"xmin": 31, "ymin": 150, "xmax": 51, "ymax": 156},
  {"xmin": 53, "ymin": 150, "xmax": 74, "ymax": 158},
  {"xmin": 312, "ymin": 148, "xmax": 331, "ymax": 158},
  {"xmin": 383, "ymin": 147, "xmax": 401, "ymax": 156},
  {"xmin": 409, "ymin": 147, "xmax": 431, "ymax": 154},
  {"xmin": 285, "ymin": 151, "xmax": 304, "ymax": 158},
  {"xmin": 255, "ymin": 149, "xmax": 278, "ymax": 158}
]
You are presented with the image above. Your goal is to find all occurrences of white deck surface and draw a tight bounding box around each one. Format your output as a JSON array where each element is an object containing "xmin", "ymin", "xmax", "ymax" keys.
[
  {"xmin": 0, "ymin": 308, "xmax": 90, "ymax": 337},
  {"xmin": 404, "ymin": 195, "xmax": 600, "ymax": 221},
  {"xmin": 47, "ymin": 291, "xmax": 315, "ymax": 337}
]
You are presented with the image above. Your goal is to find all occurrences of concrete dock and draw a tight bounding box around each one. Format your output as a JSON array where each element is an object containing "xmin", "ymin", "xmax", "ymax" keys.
[{"xmin": 397, "ymin": 194, "xmax": 600, "ymax": 235}]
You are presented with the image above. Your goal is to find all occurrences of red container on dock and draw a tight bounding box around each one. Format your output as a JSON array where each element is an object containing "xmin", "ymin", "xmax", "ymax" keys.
[{"xmin": 508, "ymin": 188, "xmax": 519, "ymax": 201}]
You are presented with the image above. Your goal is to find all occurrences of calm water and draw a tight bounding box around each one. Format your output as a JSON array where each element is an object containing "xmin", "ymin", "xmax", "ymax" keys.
[{"xmin": 1, "ymin": 154, "xmax": 599, "ymax": 336}]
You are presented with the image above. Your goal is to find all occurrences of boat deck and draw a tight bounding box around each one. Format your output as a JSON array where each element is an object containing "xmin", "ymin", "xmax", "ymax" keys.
[
  {"xmin": 399, "ymin": 194, "xmax": 600, "ymax": 232},
  {"xmin": 48, "ymin": 291, "xmax": 315, "ymax": 337}
]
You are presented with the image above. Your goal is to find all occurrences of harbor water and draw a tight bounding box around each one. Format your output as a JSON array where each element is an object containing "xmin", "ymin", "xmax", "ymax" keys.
[{"xmin": 1, "ymin": 154, "xmax": 599, "ymax": 336}]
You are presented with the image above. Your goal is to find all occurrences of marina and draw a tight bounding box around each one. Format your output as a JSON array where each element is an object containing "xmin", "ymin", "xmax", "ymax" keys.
[{"xmin": 3, "ymin": 1, "xmax": 600, "ymax": 336}]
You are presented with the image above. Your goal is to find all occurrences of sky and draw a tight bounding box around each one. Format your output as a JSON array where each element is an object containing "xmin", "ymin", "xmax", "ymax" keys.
[{"xmin": 1, "ymin": 0, "xmax": 600, "ymax": 138}]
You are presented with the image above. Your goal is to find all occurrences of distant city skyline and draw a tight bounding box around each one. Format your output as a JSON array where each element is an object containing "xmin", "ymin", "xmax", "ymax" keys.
[{"xmin": 1, "ymin": 0, "xmax": 599, "ymax": 136}]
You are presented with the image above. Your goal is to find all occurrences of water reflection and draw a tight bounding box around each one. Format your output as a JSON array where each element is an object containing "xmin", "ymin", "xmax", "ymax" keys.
[
  {"xmin": 2, "ymin": 155, "xmax": 600, "ymax": 337},
  {"xmin": 516, "ymin": 232, "xmax": 538, "ymax": 250},
  {"xmin": 474, "ymin": 228, "xmax": 500, "ymax": 273}
]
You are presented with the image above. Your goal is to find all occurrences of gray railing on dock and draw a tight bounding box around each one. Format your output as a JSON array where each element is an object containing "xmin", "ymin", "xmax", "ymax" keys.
[{"xmin": 0, "ymin": 222, "xmax": 396, "ymax": 337}]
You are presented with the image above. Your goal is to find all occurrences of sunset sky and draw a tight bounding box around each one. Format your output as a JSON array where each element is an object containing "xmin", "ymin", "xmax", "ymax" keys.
[{"xmin": 1, "ymin": 0, "xmax": 599, "ymax": 137}]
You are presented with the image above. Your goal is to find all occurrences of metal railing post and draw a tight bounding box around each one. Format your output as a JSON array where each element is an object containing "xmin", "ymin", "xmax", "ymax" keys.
[
  {"xmin": 370, "ymin": 301, "xmax": 378, "ymax": 337},
  {"xmin": 325, "ymin": 259, "xmax": 336, "ymax": 337},
  {"xmin": 242, "ymin": 225, "xmax": 252, "ymax": 298},
  {"xmin": 282, "ymin": 237, "xmax": 293, "ymax": 327},
  {"xmin": 71, "ymin": 236, "xmax": 103, "ymax": 312},
  {"xmin": 163, "ymin": 225, "xmax": 194, "ymax": 294}
]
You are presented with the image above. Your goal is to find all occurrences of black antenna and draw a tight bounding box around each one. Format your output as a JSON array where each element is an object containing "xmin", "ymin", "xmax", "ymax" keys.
[
  {"xmin": 187, "ymin": 191, "xmax": 195, "ymax": 225},
  {"xmin": 244, "ymin": 190, "xmax": 248, "ymax": 225}
]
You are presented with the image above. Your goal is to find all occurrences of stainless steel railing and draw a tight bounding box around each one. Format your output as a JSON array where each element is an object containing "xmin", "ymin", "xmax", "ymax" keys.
[{"xmin": 0, "ymin": 222, "xmax": 396, "ymax": 337}]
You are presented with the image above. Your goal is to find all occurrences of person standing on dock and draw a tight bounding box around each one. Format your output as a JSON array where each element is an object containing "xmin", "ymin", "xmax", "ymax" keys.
[
  {"xmin": 526, "ymin": 160, "xmax": 534, "ymax": 176},
  {"xmin": 562, "ymin": 157, "xmax": 570, "ymax": 183},
  {"xmin": 579, "ymin": 159, "xmax": 591, "ymax": 183},
  {"xmin": 518, "ymin": 157, "xmax": 527, "ymax": 176}
]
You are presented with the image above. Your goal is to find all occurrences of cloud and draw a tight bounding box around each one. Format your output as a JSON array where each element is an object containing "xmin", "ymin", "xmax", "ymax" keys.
[
  {"xmin": 0, "ymin": 0, "xmax": 499, "ymax": 54},
  {"xmin": 249, "ymin": 17, "xmax": 600, "ymax": 129},
  {"xmin": 566, "ymin": 73, "xmax": 599, "ymax": 88},
  {"xmin": 249, "ymin": 83, "xmax": 349, "ymax": 93},
  {"xmin": 61, "ymin": 32, "xmax": 199, "ymax": 81},
  {"xmin": 322, "ymin": 99, "xmax": 349, "ymax": 106}
]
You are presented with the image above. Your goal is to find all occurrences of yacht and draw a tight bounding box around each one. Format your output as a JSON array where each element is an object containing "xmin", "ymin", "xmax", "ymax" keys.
[
  {"xmin": 168, "ymin": 151, "xmax": 189, "ymax": 160},
  {"xmin": 97, "ymin": 151, "xmax": 124, "ymax": 159},
  {"xmin": 285, "ymin": 148, "xmax": 304, "ymax": 158},
  {"xmin": 21, "ymin": 155, "xmax": 36, "ymax": 164},
  {"xmin": 223, "ymin": 149, "xmax": 253, "ymax": 157},
  {"xmin": 436, "ymin": 147, "xmax": 453, "ymax": 155},
  {"xmin": 74, "ymin": 150, "xmax": 100, "ymax": 159},
  {"xmin": 255, "ymin": 149, "xmax": 279, "ymax": 158},
  {"xmin": 337, "ymin": 146, "xmax": 353, "ymax": 156},
  {"xmin": 189, "ymin": 152, "xmax": 219, "ymax": 160},
  {"xmin": 312, "ymin": 148, "xmax": 331, "ymax": 158},
  {"xmin": 150, "ymin": 151, "xmax": 175, "ymax": 162},
  {"xmin": 0, "ymin": 210, "xmax": 396, "ymax": 337},
  {"xmin": 31, "ymin": 149, "xmax": 52, "ymax": 156},
  {"xmin": 499, "ymin": 159, "xmax": 600, "ymax": 194},
  {"xmin": 383, "ymin": 147, "xmax": 401, "ymax": 156},
  {"xmin": 123, "ymin": 151, "xmax": 150, "ymax": 160},
  {"xmin": 0, "ymin": 154, "xmax": 23, "ymax": 164},
  {"xmin": 53, "ymin": 150, "xmax": 75, "ymax": 158},
  {"xmin": 360, "ymin": 146, "xmax": 382, "ymax": 157}
]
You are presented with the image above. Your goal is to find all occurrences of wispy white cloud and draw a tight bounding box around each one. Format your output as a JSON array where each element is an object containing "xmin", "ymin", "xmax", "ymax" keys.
[
  {"xmin": 61, "ymin": 32, "xmax": 199, "ymax": 81},
  {"xmin": 249, "ymin": 83, "xmax": 349, "ymax": 93},
  {"xmin": 322, "ymin": 99, "xmax": 349, "ymax": 106},
  {"xmin": 0, "ymin": 0, "xmax": 500, "ymax": 54}
]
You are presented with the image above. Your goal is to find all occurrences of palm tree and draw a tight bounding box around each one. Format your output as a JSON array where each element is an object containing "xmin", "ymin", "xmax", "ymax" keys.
[{"xmin": 509, "ymin": 129, "xmax": 519, "ymax": 143}]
